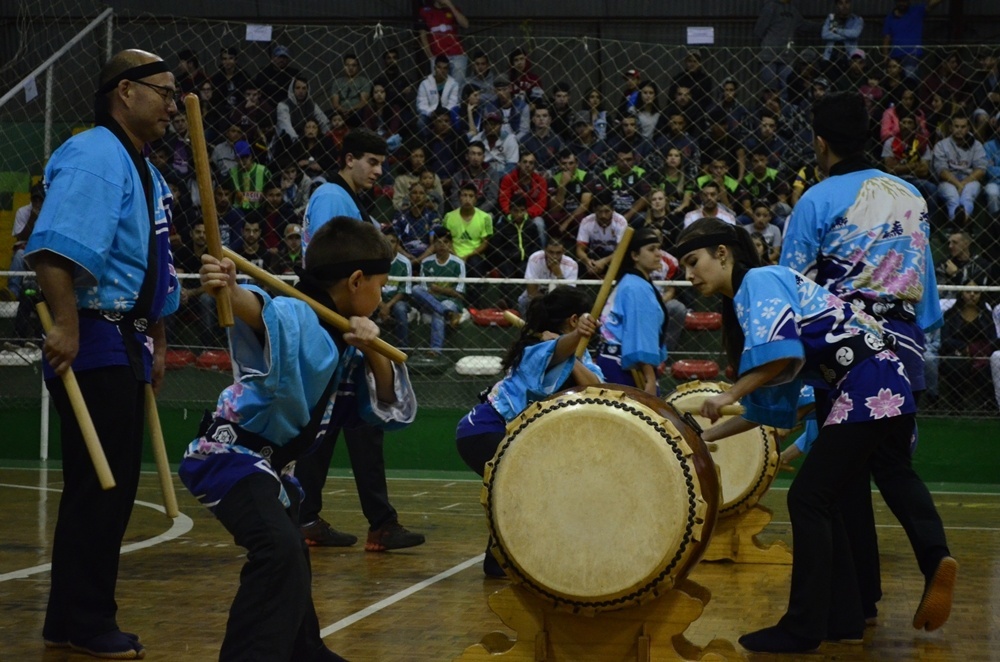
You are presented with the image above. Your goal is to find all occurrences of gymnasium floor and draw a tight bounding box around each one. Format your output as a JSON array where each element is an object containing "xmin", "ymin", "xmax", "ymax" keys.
[{"xmin": 0, "ymin": 465, "xmax": 997, "ymax": 661}]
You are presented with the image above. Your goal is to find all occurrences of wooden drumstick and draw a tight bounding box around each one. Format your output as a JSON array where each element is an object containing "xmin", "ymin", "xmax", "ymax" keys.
[
  {"xmin": 221, "ymin": 247, "xmax": 408, "ymax": 364},
  {"xmin": 184, "ymin": 94, "xmax": 234, "ymax": 328},
  {"xmin": 671, "ymin": 400, "xmax": 745, "ymax": 416},
  {"xmin": 145, "ymin": 384, "xmax": 179, "ymax": 518},
  {"xmin": 575, "ymin": 226, "xmax": 634, "ymax": 358},
  {"xmin": 34, "ymin": 301, "xmax": 116, "ymax": 490},
  {"xmin": 503, "ymin": 310, "xmax": 524, "ymax": 328}
]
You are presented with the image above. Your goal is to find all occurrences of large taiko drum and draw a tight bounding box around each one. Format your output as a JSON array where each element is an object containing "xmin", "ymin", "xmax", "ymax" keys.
[
  {"xmin": 662, "ymin": 380, "xmax": 780, "ymax": 518},
  {"xmin": 482, "ymin": 385, "xmax": 718, "ymax": 615}
]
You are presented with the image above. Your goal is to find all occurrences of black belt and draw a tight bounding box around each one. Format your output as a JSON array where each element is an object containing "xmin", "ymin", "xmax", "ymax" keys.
[
  {"xmin": 815, "ymin": 331, "xmax": 894, "ymax": 386},
  {"xmin": 849, "ymin": 296, "xmax": 917, "ymax": 324},
  {"xmin": 199, "ymin": 415, "xmax": 303, "ymax": 472},
  {"xmin": 79, "ymin": 309, "xmax": 152, "ymax": 381}
]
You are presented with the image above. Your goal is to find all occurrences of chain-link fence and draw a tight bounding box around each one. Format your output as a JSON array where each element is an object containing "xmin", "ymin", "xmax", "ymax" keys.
[{"xmin": 3, "ymin": 6, "xmax": 1000, "ymax": 419}]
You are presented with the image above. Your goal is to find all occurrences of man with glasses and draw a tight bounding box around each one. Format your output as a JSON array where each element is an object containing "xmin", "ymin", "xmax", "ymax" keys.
[{"xmin": 24, "ymin": 49, "xmax": 181, "ymax": 659}]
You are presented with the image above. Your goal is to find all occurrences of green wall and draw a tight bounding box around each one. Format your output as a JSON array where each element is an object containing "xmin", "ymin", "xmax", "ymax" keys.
[{"xmin": 2, "ymin": 406, "xmax": 997, "ymax": 484}]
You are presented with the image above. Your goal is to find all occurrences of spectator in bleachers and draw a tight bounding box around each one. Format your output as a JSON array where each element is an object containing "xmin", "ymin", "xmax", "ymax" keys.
[
  {"xmin": 421, "ymin": 170, "xmax": 446, "ymax": 214},
  {"xmin": 749, "ymin": 199, "xmax": 783, "ymax": 263},
  {"xmin": 196, "ymin": 80, "xmax": 227, "ymax": 143},
  {"xmin": 742, "ymin": 113, "xmax": 788, "ymax": 173},
  {"xmin": 417, "ymin": 55, "xmax": 460, "ymax": 133},
  {"xmin": 442, "ymin": 183, "xmax": 493, "ymax": 277},
  {"xmin": 450, "ymin": 141, "xmax": 499, "ymax": 215},
  {"xmin": 166, "ymin": 112, "xmax": 194, "ymax": 180},
  {"xmin": 271, "ymin": 223, "xmax": 304, "ymax": 275},
  {"xmin": 933, "ymin": 113, "xmax": 987, "ymax": 227},
  {"xmin": 377, "ymin": 226, "xmax": 412, "ymax": 347},
  {"xmin": 970, "ymin": 49, "xmax": 1000, "ymax": 133},
  {"xmin": 329, "ymin": 53, "xmax": 371, "ymax": 125},
  {"xmin": 631, "ymin": 188, "xmax": 681, "ymax": 246},
  {"xmin": 276, "ymin": 76, "xmax": 329, "ymax": 141},
  {"xmin": 229, "ymin": 139, "xmax": 271, "ymax": 211},
  {"xmin": 499, "ymin": 151, "xmax": 548, "ymax": 245},
  {"xmin": 577, "ymin": 87, "xmax": 610, "ymax": 142},
  {"xmin": 983, "ymin": 127, "xmax": 1000, "ymax": 215},
  {"xmin": 548, "ymin": 149, "xmax": 595, "ymax": 240},
  {"xmin": 467, "ymin": 51, "xmax": 497, "ymax": 106},
  {"xmin": 359, "ymin": 79, "xmax": 405, "ymax": 142},
  {"xmin": 576, "ymin": 190, "xmax": 628, "ymax": 276},
  {"xmin": 751, "ymin": 231, "xmax": 771, "ymax": 264},
  {"xmin": 508, "ymin": 48, "xmax": 543, "ymax": 102},
  {"xmin": 280, "ymin": 119, "xmax": 338, "ymax": 180},
  {"xmin": 656, "ymin": 148, "xmax": 696, "ymax": 232},
  {"xmin": 656, "ymin": 114, "xmax": 700, "ymax": 178},
  {"xmin": 211, "ymin": 46, "xmax": 248, "ymax": 114},
  {"xmin": 453, "ymin": 84, "xmax": 484, "ymax": 139},
  {"xmin": 213, "ymin": 182, "xmax": 245, "ymax": 249},
  {"xmin": 700, "ymin": 106, "xmax": 746, "ymax": 182},
  {"xmin": 880, "ymin": 56, "xmax": 913, "ymax": 109},
  {"xmin": 279, "ymin": 162, "xmax": 312, "ymax": 213},
  {"xmin": 472, "ymin": 111, "xmax": 520, "ymax": 176},
  {"xmin": 712, "ymin": 78, "xmax": 751, "ymax": 141},
  {"xmin": 417, "ymin": 0, "xmax": 469, "ymax": 91},
  {"xmin": 791, "ymin": 160, "xmax": 825, "ymax": 206},
  {"xmin": 882, "ymin": 0, "xmax": 944, "ymax": 78},
  {"xmin": 520, "ymin": 104, "xmax": 565, "ymax": 174},
  {"xmin": 784, "ymin": 54, "xmax": 819, "ymax": 110},
  {"xmin": 833, "ymin": 48, "xmax": 868, "ymax": 94},
  {"xmin": 860, "ymin": 74, "xmax": 886, "ymax": 124},
  {"xmin": 245, "ymin": 178, "xmax": 298, "ymax": 250},
  {"xmin": 170, "ymin": 221, "xmax": 216, "ymax": 346},
  {"xmin": 821, "ymin": 0, "xmax": 863, "ymax": 76},
  {"xmin": 491, "ymin": 195, "xmax": 543, "ymax": 279},
  {"xmin": 923, "ymin": 51, "xmax": 971, "ymax": 108},
  {"xmin": 519, "ymin": 241, "xmax": 579, "ymax": 314},
  {"xmin": 683, "ymin": 180, "xmax": 738, "ymax": 228},
  {"xmin": 696, "ymin": 157, "xmax": 741, "ymax": 211},
  {"xmin": 882, "ymin": 107, "xmax": 938, "ymax": 202},
  {"xmin": 568, "ymin": 118, "xmax": 610, "ymax": 173},
  {"xmin": 7, "ymin": 184, "xmax": 43, "ymax": 298},
  {"xmin": 424, "ymin": 108, "xmax": 465, "ymax": 187},
  {"xmin": 938, "ymin": 282, "xmax": 996, "ymax": 409},
  {"xmin": 926, "ymin": 91, "xmax": 960, "ymax": 145},
  {"xmin": 175, "ymin": 48, "xmax": 208, "ymax": 95},
  {"xmin": 255, "ymin": 44, "xmax": 299, "ymax": 110},
  {"xmin": 663, "ymin": 85, "xmax": 701, "ymax": 139},
  {"xmin": 235, "ymin": 218, "xmax": 279, "ymax": 272},
  {"xmin": 620, "ymin": 67, "xmax": 643, "ymax": 117},
  {"xmin": 393, "ymin": 145, "xmax": 439, "ymax": 210},
  {"xmin": 881, "ymin": 88, "xmax": 929, "ymax": 142},
  {"xmin": 550, "ymin": 82, "xmax": 576, "ymax": 143},
  {"xmin": 378, "ymin": 48, "xmax": 414, "ymax": 111},
  {"xmin": 600, "ymin": 147, "xmax": 650, "ymax": 223},
  {"xmin": 149, "ymin": 141, "xmax": 180, "ymax": 182},
  {"xmin": 412, "ymin": 227, "xmax": 466, "ymax": 356},
  {"xmin": 229, "ymin": 83, "xmax": 269, "ymax": 149},
  {"xmin": 485, "ymin": 74, "xmax": 530, "ymax": 141},
  {"xmin": 165, "ymin": 179, "xmax": 199, "ymax": 249},
  {"xmin": 672, "ymin": 49, "xmax": 714, "ymax": 113},
  {"xmin": 393, "ymin": 182, "xmax": 441, "ymax": 263},
  {"xmin": 755, "ymin": 0, "xmax": 807, "ymax": 92},
  {"xmin": 326, "ymin": 109, "xmax": 350, "ymax": 154},
  {"xmin": 634, "ymin": 82, "xmax": 664, "ymax": 141},
  {"xmin": 738, "ymin": 149, "xmax": 791, "ymax": 227}
]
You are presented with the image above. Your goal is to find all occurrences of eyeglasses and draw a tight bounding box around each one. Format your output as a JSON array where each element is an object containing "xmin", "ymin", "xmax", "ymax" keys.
[{"xmin": 129, "ymin": 79, "xmax": 180, "ymax": 106}]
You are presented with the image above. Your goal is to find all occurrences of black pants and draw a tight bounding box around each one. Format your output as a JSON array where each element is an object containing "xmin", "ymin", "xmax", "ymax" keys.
[
  {"xmin": 43, "ymin": 367, "xmax": 145, "ymax": 642},
  {"xmin": 779, "ymin": 414, "xmax": 917, "ymax": 640},
  {"xmin": 296, "ymin": 422, "xmax": 396, "ymax": 530},
  {"xmin": 455, "ymin": 431, "xmax": 505, "ymax": 478},
  {"xmin": 214, "ymin": 473, "xmax": 330, "ymax": 661}
]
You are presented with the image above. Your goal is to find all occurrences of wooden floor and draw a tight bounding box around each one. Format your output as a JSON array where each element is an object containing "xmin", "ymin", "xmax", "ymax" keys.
[{"xmin": 0, "ymin": 465, "xmax": 998, "ymax": 661}]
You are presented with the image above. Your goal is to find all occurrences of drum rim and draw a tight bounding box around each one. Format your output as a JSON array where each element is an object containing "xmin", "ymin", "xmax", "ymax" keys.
[
  {"xmin": 484, "ymin": 388, "xmax": 707, "ymax": 612},
  {"xmin": 663, "ymin": 381, "xmax": 780, "ymax": 517}
]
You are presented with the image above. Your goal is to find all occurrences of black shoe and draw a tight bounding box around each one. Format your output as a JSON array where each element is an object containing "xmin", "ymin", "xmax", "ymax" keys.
[
  {"xmin": 365, "ymin": 521, "xmax": 425, "ymax": 552},
  {"xmin": 738, "ymin": 625, "xmax": 820, "ymax": 653},
  {"xmin": 69, "ymin": 631, "xmax": 146, "ymax": 659},
  {"xmin": 300, "ymin": 518, "xmax": 358, "ymax": 547},
  {"xmin": 483, "ymin": 550, "xmax": 507, "ymax": 578}
]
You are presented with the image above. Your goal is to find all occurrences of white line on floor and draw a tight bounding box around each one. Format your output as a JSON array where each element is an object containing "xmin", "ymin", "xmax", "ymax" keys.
[
  {"xmin": 439, "ymin": 503, "xmax": 461, "ymax": 510},
  {"xmin": 319, "ymin": 555, "xmax": 484, "ymax": 638}
]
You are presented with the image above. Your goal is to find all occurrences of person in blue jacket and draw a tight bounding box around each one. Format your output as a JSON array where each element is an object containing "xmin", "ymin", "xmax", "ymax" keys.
[{"xmin": 676, "ymin": 217, "xmax": 955, "ymax": 654}]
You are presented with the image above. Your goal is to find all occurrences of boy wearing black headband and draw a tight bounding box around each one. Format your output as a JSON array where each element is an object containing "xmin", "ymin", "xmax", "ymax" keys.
[{"xmin": 179, "ymin": 217, "xmax": 416, "ymax": 661}]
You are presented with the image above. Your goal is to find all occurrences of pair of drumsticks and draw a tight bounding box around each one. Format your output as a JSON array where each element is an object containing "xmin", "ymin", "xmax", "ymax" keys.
[
  {"xmin": 38, "ymin": 95, "xmax": 408, "ymax": 515},
  {"xmin": 505, "ymin": 233, "xmax": 742, "ymax": 417}
]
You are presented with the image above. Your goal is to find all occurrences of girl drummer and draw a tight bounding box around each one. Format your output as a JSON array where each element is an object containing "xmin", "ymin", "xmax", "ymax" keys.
[
  {"xmin": 455, "ymin": 286, "xmax": 603, "ymax": 576},
  {"xmin": 595, "ymin": 227, "xmax": 670, "ymax": 394},
  {"xmin": 675, "ymin": 217, "xmax": 954, "ymax": 654}
]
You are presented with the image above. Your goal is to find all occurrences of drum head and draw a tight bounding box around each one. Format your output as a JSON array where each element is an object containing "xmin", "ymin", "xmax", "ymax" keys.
[
  {"xmin": 483, "ymin": 385, "xmax": 717, "ymax": 614},
  {"xmin": 663, "ymin": 380, "xmax": 780, "ymax": 518}
]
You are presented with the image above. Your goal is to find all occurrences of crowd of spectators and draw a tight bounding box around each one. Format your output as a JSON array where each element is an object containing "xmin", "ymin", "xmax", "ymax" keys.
[{"xmin": 8, "ymin": 0, "xmax": 1000, "ymax": 405}]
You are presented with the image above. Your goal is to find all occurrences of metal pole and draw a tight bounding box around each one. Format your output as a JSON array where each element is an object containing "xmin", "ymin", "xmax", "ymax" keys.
[{"xmin": 43, "ymin": 65, "xmax": 54, "ymax": 161}]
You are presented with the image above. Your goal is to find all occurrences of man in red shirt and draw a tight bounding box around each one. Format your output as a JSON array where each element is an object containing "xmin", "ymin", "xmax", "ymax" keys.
[
  {"xmin": 416, "ymin": 0, "xmax": 469, "ymax": 89},
  {"xmin": 499, "ymin": 151, "xmax": 548, "ymax": 246}
]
